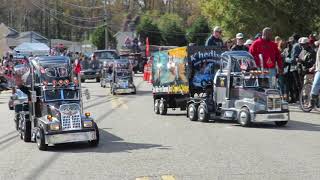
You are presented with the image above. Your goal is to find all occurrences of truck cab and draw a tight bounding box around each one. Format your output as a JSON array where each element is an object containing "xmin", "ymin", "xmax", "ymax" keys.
[
  {"xmin": 187, "ymin": 51, "xmax": 290, "ymax": 127},
  {"xmin": 11, "ymin": 56, "xmax": 99, "ymax": 150}
]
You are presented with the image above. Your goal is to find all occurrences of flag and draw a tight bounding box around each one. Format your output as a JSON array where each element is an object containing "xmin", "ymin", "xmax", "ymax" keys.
[{"xmin": 146, "ymin": 37, "xmax": 150, "ymax": 57}]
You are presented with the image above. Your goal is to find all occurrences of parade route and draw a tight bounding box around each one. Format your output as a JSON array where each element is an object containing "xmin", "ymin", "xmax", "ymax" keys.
[{"xmin": 0, "ymin": 75, "xmax": 319, "ymax": 180}]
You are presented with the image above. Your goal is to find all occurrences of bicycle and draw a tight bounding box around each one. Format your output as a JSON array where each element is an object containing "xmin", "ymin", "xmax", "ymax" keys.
[{"xmin": 299, "ymin": 73, "xmax": 320, "ymax": 112}]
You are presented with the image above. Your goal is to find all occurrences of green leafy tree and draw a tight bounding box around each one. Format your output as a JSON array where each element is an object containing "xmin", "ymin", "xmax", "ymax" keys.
[
  {"xmin": 136, "ymin": 15, "xmax": 162, "ymax": 45},
  {"xmin": 157, "ymin": 13, "xmax": 187, "ymax": 46},
  {"xmin": 91, "ymin": 26, "xmax": 116, "ymax": 50},
  {"xmin": 200, "ymin": 0, "xmax": 320, "ymax": 38},
  {"xmin": 186, "ymin": 16, "xmax": 210, "ymax": 45}
]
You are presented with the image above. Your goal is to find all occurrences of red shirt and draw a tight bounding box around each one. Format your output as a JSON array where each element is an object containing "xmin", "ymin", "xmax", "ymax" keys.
[{"xmin": 249, "ymin": 38, "xmax": 283, "ymax": 69}]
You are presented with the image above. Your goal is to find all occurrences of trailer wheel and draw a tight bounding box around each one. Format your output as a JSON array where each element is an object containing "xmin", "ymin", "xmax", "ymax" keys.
[
  {"xmin": 154, "ymin": 99, "xmax": 160, "ymax": 114},
  {"xmin": 198, "ymin": 103, "xmax": 209, "ymax": 122},
  {"xmin": 238, "ymin": 107, "xmax": 251, "ymax": 127},
  {"xmin": 188, "ymin": 103, "xmax": 198, "ymax": 121},
  {"xmin": 36, "ymin": 127, "xmax": 47, "ymax": 151},
  {"xmin": 159, "ymin": 99, "xmax": 167, "ymax": 115},
  {"xmin": 89, "ymin": 122, "xmax": 100, "ymax": 147},
  {"xmin": 275, "ymin": 121, "xmax": 288, "ymax": 127},
  {"xmin": 22, "ymin": 118, "xmax": 31, "ymax": 142}
]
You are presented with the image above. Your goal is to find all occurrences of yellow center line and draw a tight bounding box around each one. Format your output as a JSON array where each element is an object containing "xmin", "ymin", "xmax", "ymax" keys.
[
  {"xmin": 135, "ymin": 177, "xmax": 150, "ymax": 180},
  {"xmin": 161, "ymin": 175, "xmax": 176, "ymax": 180}
]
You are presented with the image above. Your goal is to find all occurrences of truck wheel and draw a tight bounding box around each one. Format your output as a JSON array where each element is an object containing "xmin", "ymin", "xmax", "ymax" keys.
[
  {"xmin": 238, "ymin": 107, "xmax": 251, "ymax": 127},
  {"xmin": 132, "ymin": 87, "xmax": 137, "ymax": 94},
  {"xmin": 36, "ymin": 127, "xmax": 47, "ymax": 151},
  {"xmin": 154, "ymin": 99, "xmax": 160, "ymax": 114},
  {"xmin": 188, "ymin": 103, "xmax": 198, "ymax": 121},
  {"xmin": 81, "ymin": 79, "xmax": 85, "ymax": 83},
  {"xmin": 89, "ymin": 123, "xmax": 100, "ymax": 147},
  {"xmin": 96, "ymin": 77, "xmax": 100, "ymax": 82},
  {"xmin": 159, "ymin": 99, "xmax": 167, "ymax": 115},
  {"xmin": 275, "ymin": 121, "xmax": 288, "ymax": 127},
  {"xmin": 198, "ymin": 104, "xmax": 209, "ymax": 122},
  {"xmin": 22, "ymin": 119, "xmax": 31, "ymax": 142}
]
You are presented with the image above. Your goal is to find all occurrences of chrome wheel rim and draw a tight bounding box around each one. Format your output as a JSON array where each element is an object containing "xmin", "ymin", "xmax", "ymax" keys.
[
  {"xmin": 189, "ymin": 106, "xmax": 194, "ymax": 119},
  {"xmin": 198, "ymin": 107, "xmax": 205, "ymax": 120},
  {"xmin": 239, "ymin": 111, "xmax": 248, "ymax": 124}
]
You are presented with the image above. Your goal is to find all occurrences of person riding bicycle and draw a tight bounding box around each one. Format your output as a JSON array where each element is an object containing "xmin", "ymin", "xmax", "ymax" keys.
[{"xmin": 309, "ymin": 42, "xmax": 320, "ymax": 108}]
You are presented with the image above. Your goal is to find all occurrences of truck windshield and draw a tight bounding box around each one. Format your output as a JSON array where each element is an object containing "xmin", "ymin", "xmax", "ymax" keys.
[
  {"xmin": 95, "ymin": 51, "xmax": 119, "ymax": 59},
  {"xmin": 44, "ymin": 89, "xmax": 79, "ymax": 101},
  {"xmin": 243, "ymin": 77, "xmax": 270, "ymax": 88}
]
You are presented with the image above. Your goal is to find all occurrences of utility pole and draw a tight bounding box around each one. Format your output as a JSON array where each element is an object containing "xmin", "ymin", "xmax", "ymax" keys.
[{"xmin": 103, "ymin": 0, "xmax": 108, "ymax": 49}]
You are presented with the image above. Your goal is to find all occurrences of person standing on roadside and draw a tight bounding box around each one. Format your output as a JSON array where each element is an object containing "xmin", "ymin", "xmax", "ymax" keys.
[
  {"xmin": 308, "ymin": 41, "xmax": 320, "ymax": 108},
  {"xmin": 231, "ymin": 33, "xmax": 248, "ymax": 51},
  {"xmin": 249, "ymin": 27, "xmax": 283, "ymax": 87},
  {"xmin": 205, "ymin": 26, "xmax": 224, "ymax": 48}
]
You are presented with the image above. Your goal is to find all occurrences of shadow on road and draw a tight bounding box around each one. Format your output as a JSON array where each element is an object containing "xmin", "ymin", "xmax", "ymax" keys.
[
  {"xmin": 231, "ymin": 120, "xmax": 320, "ymax": 132},
  {"xmin": 48, "ymin": 128, "xmax": 170, "ymax": 153}
]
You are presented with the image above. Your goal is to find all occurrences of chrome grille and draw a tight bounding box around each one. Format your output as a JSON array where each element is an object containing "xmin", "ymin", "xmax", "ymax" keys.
[
  {"xmin": 59, "ymin": 104, "xmax": 81, "ymax": 130},
  {"xmin": 267, "ymin": 94, "xmax": 281, "ymax": 112}
]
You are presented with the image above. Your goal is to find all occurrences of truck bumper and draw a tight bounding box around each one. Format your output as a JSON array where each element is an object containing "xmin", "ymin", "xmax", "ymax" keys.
[
  {"xmin": 81, "ymin": 74, "xmax": 98, "ymax": 79},
  {"xmin": 252, "ymin": 112, "xmax": 290, "ymax": 122},
  {"xmin": 45, "ymin": 130, "xmax": 97, "ymax": 145},
  {"xmin": 114, "ymin": 88, "xmax": 135, "ymax": 94}
]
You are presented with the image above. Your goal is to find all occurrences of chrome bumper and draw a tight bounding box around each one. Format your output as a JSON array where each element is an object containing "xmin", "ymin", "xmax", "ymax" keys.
[
  {"xmin": 252, "ymin": 112, "xmax": 290, "ymax": 122},
  {"xmin": 81, "ymin": 74, "xmax": 99, "ymax": 79},
  {"xmin": 45, "ymin": 131, "xmax": 97, "ymax": 145},
  {"xmin": 115, "ymin": 88, "xmax": 135, "ymax": 94}
]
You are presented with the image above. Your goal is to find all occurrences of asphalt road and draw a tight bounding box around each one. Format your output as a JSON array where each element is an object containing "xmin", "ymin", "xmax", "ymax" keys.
[{"xmin": 0, "ymin": 74, "xmax": 320, "ymax": 180}]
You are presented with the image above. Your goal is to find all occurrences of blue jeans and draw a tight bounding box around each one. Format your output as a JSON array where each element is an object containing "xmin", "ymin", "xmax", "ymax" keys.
[
  {"xmin": 311, "ymin": 71, "xmax": 320, "ymax": 96},
  {"xmin": 267, "ymin": 68, "xmax": 277, "ymax": 88}
]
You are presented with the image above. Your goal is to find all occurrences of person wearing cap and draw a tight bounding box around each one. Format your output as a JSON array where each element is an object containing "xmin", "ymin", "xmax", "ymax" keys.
[
  {"xmin": 249, "ymin": 27, "xmax": 283, "ymax": 87},
  {"xmin": 274, "ymin": 36, "xmax": 282, "ymax": 44},
  {"xmin": 205, "ymin": 26, "xmax": 224, "ymax": 47},
  {"xmin": 282, "ymin": 36, "xmax": 300, "ymax": 102},
  {"xmin": 244, "ymin": 39, "xmax": 253, "ymax": 49},
  {"xmin": 231, "ymin": 33, "xmax": 248, "ymax": 51}
]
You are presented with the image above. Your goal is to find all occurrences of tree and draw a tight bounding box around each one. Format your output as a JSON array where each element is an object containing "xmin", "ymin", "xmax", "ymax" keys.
[
  {"xmin": 91, "ymin": 26, "xmax": 116, "ymax": 50},
  {"xmin": 157, "ymin": 13, "xmax": 187, "ymax": 46},
  {"xmin": 186, "ymin": 16, "xmax": 210, "ymax": 45},
  {"xmin": 200, "ymin": 0, "xmax": 320, "ymax": 38},
  {"xmin": 136, "ymin": 15, "xmax": 162, "ymax": 45}
]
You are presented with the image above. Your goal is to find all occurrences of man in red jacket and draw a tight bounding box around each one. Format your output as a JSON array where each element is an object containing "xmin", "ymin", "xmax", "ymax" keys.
[{"xmin": 249, "ymin": 27, "xmax": 283, "ymax": 87}]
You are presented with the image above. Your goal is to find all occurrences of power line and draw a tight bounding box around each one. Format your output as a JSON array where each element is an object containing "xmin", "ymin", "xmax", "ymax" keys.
[
  {"xmin": 32, "ymin": 0, "xmax": 105, "ymax": 22},
  {"xmin": 30, "ymin": 0, "xmax": 106, "ymax": 29},
  {"xmin": 58, "ymin": 0, "xmax": 105, "ymax": 9}
]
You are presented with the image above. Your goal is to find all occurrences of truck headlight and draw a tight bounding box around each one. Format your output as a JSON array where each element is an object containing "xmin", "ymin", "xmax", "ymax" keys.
[
  {"xmin": 49, "ymin": 123, "xmax": 60, "ymax": 131},
  {"xmin": 282, "ymin": 103, "xmax": 289, "ymax": 110},
  {"xmin": 83, "ymin": 120, "xmax": 93, "ymax": 128}
]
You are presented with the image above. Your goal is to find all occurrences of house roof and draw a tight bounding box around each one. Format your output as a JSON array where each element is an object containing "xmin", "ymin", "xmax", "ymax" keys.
[{"xmin": 17, "ymin": 31, "xmax": 48, "ymax": 41}]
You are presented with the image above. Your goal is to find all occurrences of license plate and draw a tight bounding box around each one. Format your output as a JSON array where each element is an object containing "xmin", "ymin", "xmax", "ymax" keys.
[{"xmin": 267, "ymin": 114, "xmax": 284, "ymax": 119}]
